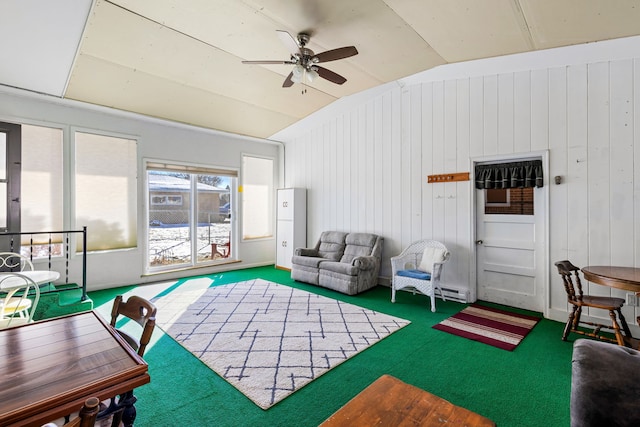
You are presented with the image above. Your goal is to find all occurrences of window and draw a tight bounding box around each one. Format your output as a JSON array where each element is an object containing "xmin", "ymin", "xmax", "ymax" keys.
[
  {"xmin": 484, "ymin": 187, "xmax": 534, "ymax": 215},
  {"xmin": 485, "ymin": 188, "xmax": 510, "ymax": 207},
  {"xmin": 75, "ymin": 131, "xmax": 137, "ymax": 251},
  {"xmin": 20, "ymin": 124, "xmax": 65, "ymax": 257},
  {"xmin": 3, "ymin": 124, "xmax": 137, "ymax": 257},
  {"xmin": 151, "ymin": 195, "xmax": 183, "ymax": 206},
  {"xmin": 22, "ymin": 125, "xmax": 64, "ymax": 233},
  {"xmin": 241, "ymin": 155, "xmax": 274, "ymax": 240},
  {"xmin": 146, "ymin": 162, "xmax": 236, "ymax": 271}
]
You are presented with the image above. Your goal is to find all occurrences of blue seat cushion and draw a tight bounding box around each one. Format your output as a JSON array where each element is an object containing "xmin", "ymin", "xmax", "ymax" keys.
[{"xmin": 397, "ymin": 269, "xmax": 431, "ymax": 280}]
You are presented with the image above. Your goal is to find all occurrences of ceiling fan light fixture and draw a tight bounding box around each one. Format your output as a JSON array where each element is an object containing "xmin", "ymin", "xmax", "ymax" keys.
[
  {"xmin": 307, "ymin": 69, "xmax": 319, "ymax": 82},
  {"xmin": 242, "ymin": 30, "xmax": 358, "ymax": 89},
  {"xmin": 292, "ymin": 64, "xmax": 304, "ymax": 77}
]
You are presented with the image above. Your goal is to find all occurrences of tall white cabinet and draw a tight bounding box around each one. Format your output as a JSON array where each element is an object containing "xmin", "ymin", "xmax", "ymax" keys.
[{"xmin": 276, "ymin": 188, "xmax": 306, "ymax": 270}]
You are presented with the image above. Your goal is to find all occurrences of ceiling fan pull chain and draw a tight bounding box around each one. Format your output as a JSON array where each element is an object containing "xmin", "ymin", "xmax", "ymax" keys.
[{"xmin": 301, "ymin": 69, "xmax": 307, "ymax": 95}]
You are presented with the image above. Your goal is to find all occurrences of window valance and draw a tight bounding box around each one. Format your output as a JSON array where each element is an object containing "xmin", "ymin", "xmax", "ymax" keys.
[{"xmin": 474, "ymin": 159, "xmax": 543, "ymax": 189}]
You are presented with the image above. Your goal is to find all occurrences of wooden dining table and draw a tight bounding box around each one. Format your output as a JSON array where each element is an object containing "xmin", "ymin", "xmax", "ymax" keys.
[
  {"xmin": 581, "ymin": 266, "xmax": 640, "ymax": 292},
  {"xmin": 0, "ymin": 310, "xmax": 150, "ymax": 427},
  {"xmin": 582, "ymin": 265, "xmax": 640, "ymax": 347}
]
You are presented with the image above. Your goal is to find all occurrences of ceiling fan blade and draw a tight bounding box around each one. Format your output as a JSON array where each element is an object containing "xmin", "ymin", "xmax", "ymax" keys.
[
  {"xmin": 282, "ymin": 71, "xmax": 294, "ymax": 88},
  {"xmin": 316, "ymin": 66, "xmax": 347, "ymax": 85},
  {"xmin": 313, "ymin": 46, "xmax": 358, "ymax": 63},
  {"xmin": 242, "ymin": 60, "xmax": 294, "ymax": 65},
  {"xmin": 276, "ymin": 30, "xmax": 301, "ymax": 55}
]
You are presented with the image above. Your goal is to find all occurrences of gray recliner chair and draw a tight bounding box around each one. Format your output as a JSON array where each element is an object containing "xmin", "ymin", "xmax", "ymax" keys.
[
  {"xmin": 291, "ymin": 231, "xmax": 383, "ymax": 295},
  {"xmin": 291, "ymin": 231, "xmax": 347, "ymax": 285}
]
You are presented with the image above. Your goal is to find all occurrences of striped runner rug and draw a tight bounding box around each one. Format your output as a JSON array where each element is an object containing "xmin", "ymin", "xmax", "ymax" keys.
[{"xmin": 432, "ymin": 304, "xmax": 540, "ymax": 351}]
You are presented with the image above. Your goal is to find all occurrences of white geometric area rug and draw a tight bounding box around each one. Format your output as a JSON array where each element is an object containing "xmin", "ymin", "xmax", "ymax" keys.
[{"xmin": 152, "ymin": 278, "xmax": 410, "ymax": 409}]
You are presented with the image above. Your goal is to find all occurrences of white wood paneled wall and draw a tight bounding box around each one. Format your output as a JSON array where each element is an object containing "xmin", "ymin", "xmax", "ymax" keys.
[{"xmin": 280, "ymin": 57, "xmax": 640, "ymax": 324}]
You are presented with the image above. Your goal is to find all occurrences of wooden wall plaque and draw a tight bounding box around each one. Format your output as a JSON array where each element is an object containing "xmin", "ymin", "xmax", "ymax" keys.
[{"xmin": 427, "ymin": 172, "xmax": 470, "ymax": 183}]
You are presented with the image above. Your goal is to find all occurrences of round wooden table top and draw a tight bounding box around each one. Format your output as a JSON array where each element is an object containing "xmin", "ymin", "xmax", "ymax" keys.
[{"xmin": 581, "ymin": 266, "xmax": 640, "ymax": 292}]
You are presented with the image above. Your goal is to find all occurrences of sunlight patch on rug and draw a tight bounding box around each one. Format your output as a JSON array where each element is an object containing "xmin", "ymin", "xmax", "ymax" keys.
[{"xmin": 152, "ymin": 279, "xmax": 410, "ymax": 409}]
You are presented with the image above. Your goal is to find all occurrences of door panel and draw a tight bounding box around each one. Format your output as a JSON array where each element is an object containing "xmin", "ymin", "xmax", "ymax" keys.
[
  {"xmin": 485, "ymin": 246, "xmax": 535, "ymax": 270},
  {"xmin": 277, "ymin": 189, "xmax": 294, "ymax": 221},
  {"xmin": 476, "ymin": 187, "xmax": 545, "ymax": 312},
  {"xmin": 276, "ymin": 221, "xmax": 293, "ymax": 269},
  {"xmin": 483, "ymin": 270, "xmax": 536, "ymax": 294},
  {"xmin": 484, "ymin": 221, "xmax": 534, "ymax": 242}
]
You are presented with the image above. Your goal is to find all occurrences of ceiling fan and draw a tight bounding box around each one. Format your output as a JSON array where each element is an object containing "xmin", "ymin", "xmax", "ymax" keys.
[{"xmin": 242, "ymin": 30, "xmax": 358, "ymax": 88}]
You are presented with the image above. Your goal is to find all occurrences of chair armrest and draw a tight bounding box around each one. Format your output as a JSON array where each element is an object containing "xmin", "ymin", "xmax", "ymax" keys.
[
  {"xmin": 431, "ymin": 259, "xmax": 448, "ymax": 280},
  {"xmin": 353, "ymin": 256, "xmax": 378, "ymax": 270},
  {"xmin": 390, "ymin": 254, "xmax": 416, "ymax": 275},
  {"xmin": 390, "ymin": 254, "xmax": 413, "ymax": 265},
  {"xmin": 295, "ymin": 248, "xmax": 318, "ymax": 257}
]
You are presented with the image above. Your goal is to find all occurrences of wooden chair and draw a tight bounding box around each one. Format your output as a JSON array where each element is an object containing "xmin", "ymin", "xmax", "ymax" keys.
[
  {"xmin": 99, "ymin": 295, "xmax": 157, "ymax": 427},
  {"xmin": 64, "ymin": 397, "xmax": 100, "ymax": 427},
  {"xmin": 555, "ymin": 260, "xmax": 632, "ymax": 346},
  {"xmin": 41, "ymin": 397, "xmax": 100, "ymax": 427},
  {"xmin": 110, "ymin": 295, "xmax": 157, "ymax": 357}
]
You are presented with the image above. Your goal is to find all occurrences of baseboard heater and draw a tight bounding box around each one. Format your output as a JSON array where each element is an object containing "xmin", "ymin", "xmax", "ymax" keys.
[
  {"xmin": 436, "ymin": 287, "xmax": 468, "ymax": 303},
  {"xmin": 382, "ymin": 279, "xmax": 469, "ymax": 303}
]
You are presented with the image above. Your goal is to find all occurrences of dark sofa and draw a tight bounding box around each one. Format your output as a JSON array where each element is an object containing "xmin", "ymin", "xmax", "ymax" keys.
[{"xmin": 571, "ymin": 339, "xmax": 640, "ymax": 427}]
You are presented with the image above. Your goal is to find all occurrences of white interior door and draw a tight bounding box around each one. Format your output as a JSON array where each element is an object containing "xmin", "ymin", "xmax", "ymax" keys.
[{"xmin": 476, "ymin": 186, "xmax": 545, "ymax": 312}]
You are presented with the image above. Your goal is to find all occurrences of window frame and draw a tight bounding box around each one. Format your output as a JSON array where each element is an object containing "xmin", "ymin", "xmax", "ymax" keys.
[{"xmin": 144, "ymin": 158, "xmax": 237, "ymax": 273}]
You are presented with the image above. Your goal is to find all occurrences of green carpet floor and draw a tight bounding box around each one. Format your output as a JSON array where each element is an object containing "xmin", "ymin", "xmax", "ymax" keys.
[{"xmin": 89, "ymin": 266, "xmax": 573, "ymax": 427}]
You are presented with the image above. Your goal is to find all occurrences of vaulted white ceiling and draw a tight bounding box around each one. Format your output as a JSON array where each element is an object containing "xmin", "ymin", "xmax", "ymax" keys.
[{"xmin": 2, "ymin": 0, "xmax": 640, "ymax": 139}]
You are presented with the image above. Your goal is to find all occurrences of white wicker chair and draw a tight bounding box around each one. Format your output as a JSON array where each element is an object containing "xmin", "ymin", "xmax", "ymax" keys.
[{"xmin": 390, "ymin": 239, "xmax": 450, "ymax": 312}]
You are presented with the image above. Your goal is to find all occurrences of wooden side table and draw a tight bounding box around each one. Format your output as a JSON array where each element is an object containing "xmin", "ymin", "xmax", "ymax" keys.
[{"xmin": 320, "ymin": 374, "xmax": 495, "ymax": 427}]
